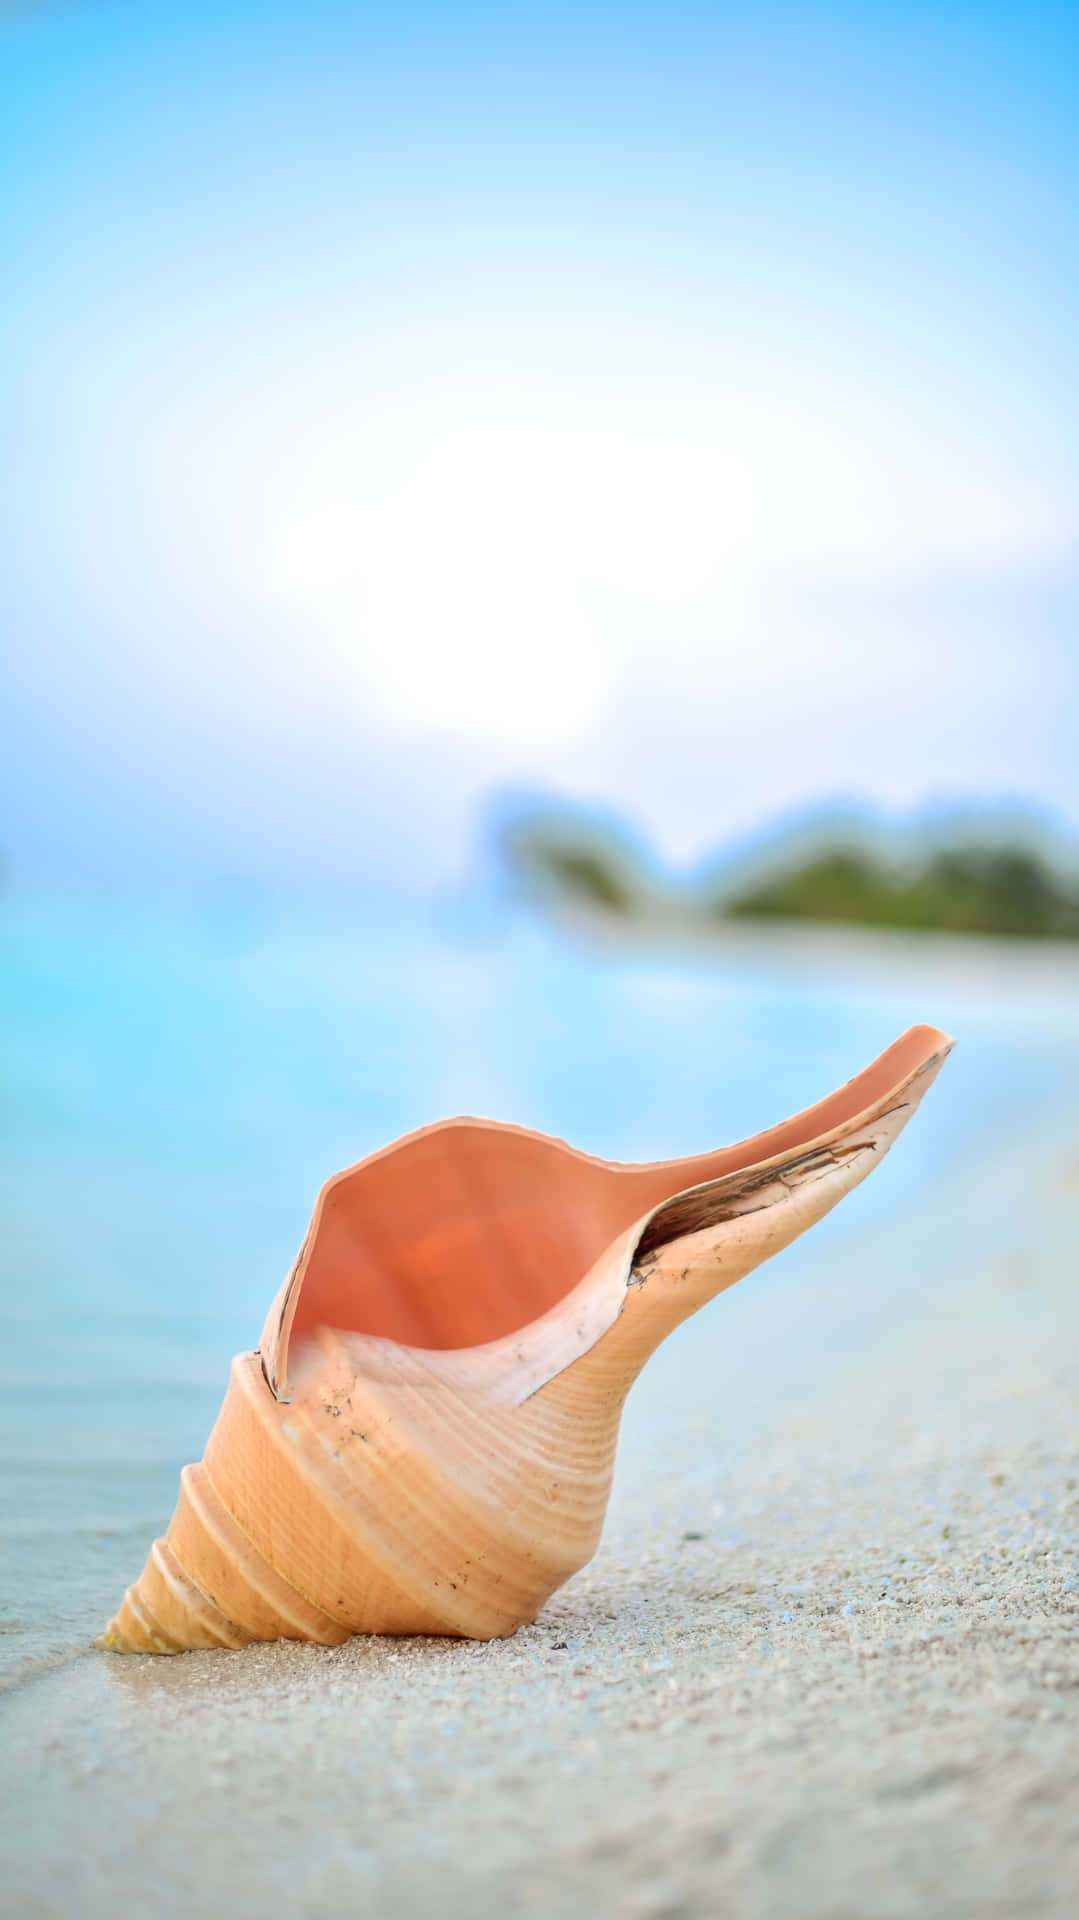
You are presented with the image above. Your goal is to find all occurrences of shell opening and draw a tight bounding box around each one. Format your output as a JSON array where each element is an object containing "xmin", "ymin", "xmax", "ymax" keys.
[
  {"xmin": 265, "ymin": 1025, "xmax": 952, "ymax": 1394},
  {"xmin": 287, "ymin": 1125, "xmax": 637, "ymax": 1354}
]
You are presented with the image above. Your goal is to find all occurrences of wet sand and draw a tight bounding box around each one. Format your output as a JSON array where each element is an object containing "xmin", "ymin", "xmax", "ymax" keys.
[{"xmin": 2, "ymin": 1125, "xmax": 1078, "ymax": 1918}]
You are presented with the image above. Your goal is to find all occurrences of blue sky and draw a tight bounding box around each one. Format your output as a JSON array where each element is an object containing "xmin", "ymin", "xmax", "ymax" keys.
[{"xmin": 3, "ymin": 1, "xmax": 1076, "ymax": 900}]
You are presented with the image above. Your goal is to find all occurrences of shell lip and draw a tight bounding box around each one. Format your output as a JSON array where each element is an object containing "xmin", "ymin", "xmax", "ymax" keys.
[{"xmin": 261, "ymin": 1024, "xmax": 953, "ymax": 1400}]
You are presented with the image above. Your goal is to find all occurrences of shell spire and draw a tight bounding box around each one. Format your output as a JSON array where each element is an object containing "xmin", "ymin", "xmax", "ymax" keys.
[{"xmin": 103, "ymin": 1024, "xmax": 952, "ymax": 1654}]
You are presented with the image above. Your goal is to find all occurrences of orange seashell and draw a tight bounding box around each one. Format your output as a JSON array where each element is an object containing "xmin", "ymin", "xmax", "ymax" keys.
[{"xmin": 103, "ymin": 1024, "xmax": 952, "ymax": 1654}]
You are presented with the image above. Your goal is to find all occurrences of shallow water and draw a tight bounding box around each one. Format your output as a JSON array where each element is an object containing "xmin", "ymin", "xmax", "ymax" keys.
[{"xmin": 2, "ymin": 897, "xmax": 1078, "ymax": 1686}]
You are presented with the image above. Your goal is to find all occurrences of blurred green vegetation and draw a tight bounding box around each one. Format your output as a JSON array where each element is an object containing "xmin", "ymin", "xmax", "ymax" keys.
[
  {"xmin": 499, "ymin": 813, "xmax": 659, "ymax": 923},
  {"xmin": 498, "ymin": 808, "xmax": 1079, "ymax": 941},
  {"xmin": 723, "ymin": 846, "xmax": 1079, "ymax": 939}
]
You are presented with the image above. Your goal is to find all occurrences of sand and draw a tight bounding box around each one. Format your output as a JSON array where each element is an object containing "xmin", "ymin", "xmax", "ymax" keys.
[{"xmin": 2, "ymin": 1124, "xmax": 1078, "ymax": 1918}]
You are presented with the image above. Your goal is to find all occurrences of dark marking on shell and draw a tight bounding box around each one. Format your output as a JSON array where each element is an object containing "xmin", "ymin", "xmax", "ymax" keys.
[{"xmin": 630, "ymin": 1112, "xmax": 904, "ymax": 1269}]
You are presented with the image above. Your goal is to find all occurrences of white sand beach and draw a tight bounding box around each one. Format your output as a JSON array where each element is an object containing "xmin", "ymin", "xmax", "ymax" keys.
[{"xmin": 2, "ymin": 1081, "xmax": 1077, "ymax": 1918}]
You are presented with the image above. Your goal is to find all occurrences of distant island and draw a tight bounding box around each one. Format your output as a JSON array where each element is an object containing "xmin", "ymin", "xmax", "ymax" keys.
[{"xmin": 496, "ymin": 803, "xmax": 1079, "ymax": 943}]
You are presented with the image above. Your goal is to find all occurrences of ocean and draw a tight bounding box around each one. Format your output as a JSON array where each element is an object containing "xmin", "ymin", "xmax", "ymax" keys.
[{"xmin": 2, "ymin": 894, "xmax": 1078, "ymax": 1688}]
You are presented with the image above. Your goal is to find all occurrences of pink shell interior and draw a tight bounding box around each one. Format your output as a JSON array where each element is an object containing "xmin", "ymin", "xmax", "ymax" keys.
[{"xmin": 278, "ymin": 1025, "xmax": 947, "ymax": 1357}]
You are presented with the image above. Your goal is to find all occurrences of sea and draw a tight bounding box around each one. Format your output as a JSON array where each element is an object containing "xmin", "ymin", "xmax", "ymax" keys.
[{"xmin": 3, "ymin": 892, "xmax": 1078, "ymax": 1687}]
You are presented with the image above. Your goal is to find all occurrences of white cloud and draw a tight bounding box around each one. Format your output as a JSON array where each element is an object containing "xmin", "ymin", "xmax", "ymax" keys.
[
  {"xmin": 268, "ymin": 411, "xmax": 1074, "ymax": 762},
  {"xmin": 269, "ymin": 422, "xmax": 748, "ymax": 747}
]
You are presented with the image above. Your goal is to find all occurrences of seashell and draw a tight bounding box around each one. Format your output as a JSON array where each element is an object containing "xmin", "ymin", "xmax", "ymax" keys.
[{"xmin": 103, "ymin": 1024, "xmax": 951, "ymax": 1654}]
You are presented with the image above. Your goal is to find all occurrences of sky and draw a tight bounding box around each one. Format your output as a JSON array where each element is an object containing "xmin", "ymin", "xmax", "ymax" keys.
[{"xmin": 3, "ymin": 0, "xmax": 1077, "ymax": 904}]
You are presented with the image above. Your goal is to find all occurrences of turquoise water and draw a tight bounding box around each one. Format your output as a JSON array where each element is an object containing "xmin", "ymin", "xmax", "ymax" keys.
[{"xmin": 2, "ymin": 897, "xmax": 1078, "ymax": 1683}]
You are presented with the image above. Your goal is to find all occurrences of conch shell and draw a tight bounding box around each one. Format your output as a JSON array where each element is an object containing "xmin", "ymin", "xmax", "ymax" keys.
[{"xmin": 104, "ymin": 1025, "xmax": 951, "ymax": 1654}]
